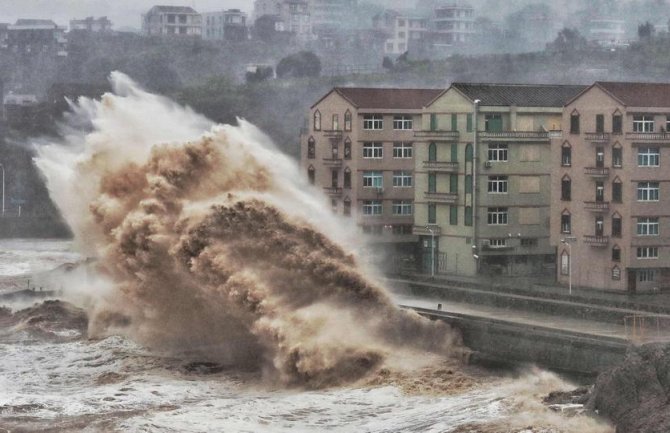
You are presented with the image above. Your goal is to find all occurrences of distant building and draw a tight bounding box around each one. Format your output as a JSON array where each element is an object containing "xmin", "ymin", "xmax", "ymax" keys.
[
  {"xmin": 279, "ymin": 0, "xmax": 312, "ymax": 41},
  {"xmin": 0, "ymin": 23, "xmax": 8, "ymax": 49},
  {"xmin": 7, "ymin": 19, "xmax": 67, "ymax": 56},
  {"xmin": 70, "ymin": 16, "xmax": 113, "ymax": 32},
  {"xmin": 430, "ymin": 3, "xmax": 475, "ymax": 50},
  {"xmin": 253, "ymin": 0, "xmax": 282, "ymax": 22},
  {"xmin": 309, "ymin": 0, "xmax": 357, "ymax": 36},
  {"xmin": 588, "ymin": 19, "xmax": 627, "ymax": 48},
  {"xmin": 203, "ymin": 9, "xmax": 248, "ymax": 41},
  {"xmin": 373, "ymin": 10, "xmax": 429, "ymax": 56},
  {"xmin": 142, "ymin": 6, "xmax": 202, "ymax": 37}
]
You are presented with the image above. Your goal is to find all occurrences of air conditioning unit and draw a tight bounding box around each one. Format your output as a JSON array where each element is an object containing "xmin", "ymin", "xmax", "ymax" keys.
[{"xmin": 484, "ymin": 161, "xmax": 492, "ymax": 169}]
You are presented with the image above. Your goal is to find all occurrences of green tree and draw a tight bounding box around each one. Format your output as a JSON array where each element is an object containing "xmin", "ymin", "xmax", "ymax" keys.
[{"xmin": 276, "ymin": 51, "xmax": 321, "ymax": 79}]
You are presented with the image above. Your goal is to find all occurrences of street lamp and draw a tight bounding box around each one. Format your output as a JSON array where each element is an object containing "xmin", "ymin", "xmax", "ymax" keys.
[
  {"xmin": 561, "ymin": 237, "xmax": 576, "ymax": 295},
  {"xmin": 426, "ymin": 226, "xmax": 435, "ymax": 278},
  {"xmin": 0, "ymin": 163, "xmax": 5, "ymax": 217}
]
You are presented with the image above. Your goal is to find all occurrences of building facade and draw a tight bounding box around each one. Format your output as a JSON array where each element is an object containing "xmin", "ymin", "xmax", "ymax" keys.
[
  {"xmin": 6, "ymin": 19, "xmax": 67, "ymax": 56},
  {"xmin": 553, "ymin": 82, "xmax": 670, "ymax": 292},
  {"xmin": 414, "ymin": 83, "xmax": 585, "ymax": 276},
  {"xmin": 70, "ymin": 16, "xmax": 112, "ymax": 32},
  {"xmin": 203, "ymin": 9, "xmax": 248, "ymax": 41},
  {"xmin": 300, "ymin": 87, "xmax": 442, "ymax": 270},
  {"xmin": 373, "ymin": 10, "xmax": 429, "ymax": 56},
  {"xmin": 142, "ymin": 6, "xmax": 202, "ymax": 37},
  {"xmin": 430, "ymin": 3, "xmax": 475, "ymax": 49}
]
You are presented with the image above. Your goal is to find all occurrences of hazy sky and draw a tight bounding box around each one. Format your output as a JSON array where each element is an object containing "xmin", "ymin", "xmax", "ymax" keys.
[{"xmin": 0, "ymin": 0, "xmax": 256, "ymax": 30}]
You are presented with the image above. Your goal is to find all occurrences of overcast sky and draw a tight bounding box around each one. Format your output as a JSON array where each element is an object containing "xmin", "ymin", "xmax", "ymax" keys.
[{"xmin": 0, "ymin": 0, "xmax": 256, "ymax": 30}]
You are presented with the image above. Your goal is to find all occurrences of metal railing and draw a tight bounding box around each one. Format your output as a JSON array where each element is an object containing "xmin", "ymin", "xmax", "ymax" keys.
[
  {"xmin": 424, "ymin": 191, "xmax": 458, "ymax": 203},
  {"xmin": 323, "ymin": 187, "xmax": 343, "ymax": 196},
  {"xmin": 624, "ymin": 314, "xmax": 670, "ymax": 342},
  {"xmin": 626, "ymin": 132, "xmax": 670, "ymax": 141},
  {"xmin": 584, "ymin": 167, "xmax": 610, "ymax": 177},
  {"xmin": 414, "ymin": 130, "xmax": 460, "ymax": 139},
  {"xmin": 422, "ymin": 161, "xmax": 459, "ymax": 172},
  {"xmin": 583, "ymin": 201, "xmax": 610, "ymax": 212},
  {"xmin": 479, "ymin": 131, "xmax": 550, "ymax": 140},
  {"xmin": 585, "ymin": 132, "xmax": 611, "ymax": 142},
  {"xmin": 583, "ymin": 235, "xmax": 610, "ymax": 246}
]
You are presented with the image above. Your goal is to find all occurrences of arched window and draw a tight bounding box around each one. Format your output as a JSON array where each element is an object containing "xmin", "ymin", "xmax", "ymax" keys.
[
  {"xmin": 612, "ymin": 245, "xmax": 621, "ymax": 262},
  {"xmin": 561, "ymin": 209, "xmax": 571, "ymax": 234},
  {"xmin": 465, "ymin": 143, "xmax": 473, "ymax": 162},
  {"xmin": 344, "ymin": 110, "xmax": 352, "ymax": 131},
  {"xmin": 561, "ymin": 141, "xmax": 571, "ymax": 166},
  {"xmin": 344, "ymin": 167, "xmax": 351, "ymax": 189},
  {"xmin": 570, "ymin": 109, "xmax": 580, "ymax": 134},
  {"xmin": 343, "ymin": 197, "xmax": 351, "ymax": 216},
  {"xmin": 612, "ymin": 265, "xmax": 621, "ymax": 280},
  {"xmin": 612, "ymin": 176, "xmax": 622, "ymax": 203},
  {"xmin": 612, "ymin": 109, "xmax": 622, "ymax": 134},
  {"xmin": 307, "ymin": 137, "xmax": 315, "ymax": 159},
  {"xmin": 307, "ymin": 165, "xmax": 315, "ymax": 185},
  {"xmin": 344, "ymin": 137, "xmax": 352, "ymax": 160},
  {"xmin": 313, "ymin": 110, "xmax": 321, "ymax": 131},
  {"xmin": 561, "ymin": 175, "xmax": 571, "ymax": 201},
  {"xmin": 465, "ymin": 174, "xmax": 472, "ymax": 193},
  {"xmin": 612, "ymin": 212, "xmax": 622, "ymax": 238},
  {"xmin": 612, "ymin": 142, "xmax": 622, "ymax": 168},
  {"xmin": 561, "ymin": 250, "xmax": 570, "ymax": 275},
  {"xmin": 428, "ymin": 142, "xmax": 437, "ymax": 161}
]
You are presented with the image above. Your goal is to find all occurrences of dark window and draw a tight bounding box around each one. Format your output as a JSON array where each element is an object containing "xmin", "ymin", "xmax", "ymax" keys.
[
  {"xmin": 451, "ymin": 113, "xmax": 457, "ymax": 131},
  {"xmin": 428, "ymin": 204, "xmax": 436, "ymax": 224},
  {"xmin": 307, "ymin": 137, "xmax": 315, "ymax": 159},
  {"xmin": 464, "ymin": 206, "xmax": 473, "ymax": 226},
  {"xmin": 331, "ymin": 170, "xmax": 338, "ymax": 188},
  {"xmin": 344, "ymin": 110, "xmax": 352, "ymax": 131},
  {"xmin": 344, "ymin": 139, "xmax": 351, "ymax": 160},
  {"xmin": 332, "ymin": 142, "xmax": 338, "ymax": 158},
  {"xmin": 428, "ymin": 173, "xmax": 436, "ymax": 193},
  {"xmin": 430, "ymin": 113, "xmax": 438, "ymax": 131},
  {"xmin": 595, "ymin": 216, "xmax": 604, "ymax": 236},
  {"xmin": 343, "ymin": 199, "xmax": 351, "ymax": 216},
  {"xmin": 612, "ymin": 181, "xmax": 622, "ymax": 203},
  {"xmin": 595, "ymin": 181, "xmax": 605, "ymax": 202},
  {"xmin": 612, "ymin": 147, "xmax": 622, "ymax": 167},
  {"xmin": 596, "ymin": 114, "xmax": 604, "ymax": 133},
  {"xmin": 612, "ymin": 216, "xmax": 622, "ymax": 238},
  {"xmin": 613, "ymin": 114, "xmax": 622, "ymax": 134},
  {"xmin": 449, "ymin": 205, "xmax": 458, "ymax": 225},
  {"xmin": 561, "ymin": 213, "xmax": 571, "ymax": 233},
  {"xmin": 612, "ymin": 246, "xmax": 621, "ymax": 261},
  {"xmin": 561, "ymin": 177, "xmax": 571, "ymax": 201},
  {"xmin": 428, "ymin": 142, "xmax": 437, "ymax": 161},
  {"xmin": 450, "ymin": 174, "xmax": 458, "ymax": 193},
  {"xmin": 466, "ymin": 113, "xmax": 473, "ymax": 132},
  {"xmin": 596, "ymin": 147, "xmax": 605, "ymax": 168},
  {"xmin": 308, "ymin": 166, "xmax": 315, "ymax": 185},
  {"xmin": 561, "ymin": 145, "xmax": 571, "ymax": 166},
  {"xmin": 570, "ymin": 113, "xmax": 580, "ymax": 134},
  {"xmin": 465, "ymin": 143, "xmax": 473, "ymax": 162},
  {"xmin": 344, "ymin": 168, "xmax": 351, "ymax": 189},
  {"xmin": 484, "ymin": 114, "xmax": 502, "ymax": 132}
]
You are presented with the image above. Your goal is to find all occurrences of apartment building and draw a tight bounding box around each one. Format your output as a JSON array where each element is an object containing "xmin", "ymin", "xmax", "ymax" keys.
[
  {"xmin": 142, "ymin": 6, "xmax": 202, "ymax": 37},
  {"xmin": 70, "ymin": 16, "xmax": 112, "ymax": 32},
  {"xmin": 6, "ymin": 19, "xmax": 67, "ymax": 56},
  {"xmin": 373, "ymin": 10, "xmax": 429, "ymax": 56},
  {"xmin": 299, "ymin": 87, "xmax": 442, "ymax": 267},
  {"xmin": 552, "ymin": 82, "xmax": 670, "ymax": 292},
  {"xmin": 414, "ymin": 83, "xmax": 586, "ymax": 276},
  {"xmin": 309, "ymin": 0, "xmax": 357, "ymax": 35},
  {"xmin": 430, "ymin": 3, "xmax": 475, "ymax": 49},
  {"xmin": 202, "ymin": 9, "xmax": 248, "ymax": 42}
]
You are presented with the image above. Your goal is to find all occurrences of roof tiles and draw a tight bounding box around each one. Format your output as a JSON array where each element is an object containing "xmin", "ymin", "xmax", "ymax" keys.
[
  {"xmin": 334, "ymin": 87, "xmax": 443, "ymax": 110},
  {"xmin": 452, "ymin": 83, "xmax": 587, "ymax": 107},
  {"xmin": 596, "ymin": 82, "xmax": 670, "ymax": 107}
]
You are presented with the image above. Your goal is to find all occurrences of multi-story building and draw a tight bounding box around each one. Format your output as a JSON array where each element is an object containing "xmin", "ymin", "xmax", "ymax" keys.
[
  {"xmin": 588, "ymin": 19, "xmax": 627, "ymax": 48},
  {"xmin": 70, "ymin": 16, "xmax": 113, "ymax": 32},
  {"xmin": 552, "ymin": 82, "xmax": 670, "ymax": 292},
  {"xmin": 309, "ymin": 0, "xmax": 357, "ymax": 36},
  {"xmin": 203, "ymin": 9, "xmax": 248, "ymax": 42},
  {"xmin": 142, "ymin": 6, "xmax": 202, "ymax": 37},
  {"xmin": 279, "ymin": 0, "xmax": 312, "ymax": 41},
  {"xmin": 300, "ymin": 87, "xmax": 442, "ymax": 268},
  {"xmin": 414, "ymin": 83, "xmax": 586, "ymax": 276},
  {"xmin": 430, "ymin": 3, "xmax": 475, "ymax": 49},
  {"xmin": 253, "ymin": 0, "xmax": 282, "ymax": 22},
  {"xmin": 6, "ymin": 19, "xmax": 67, "ymax": 56},
  {"xmin": 373, "ymin": 10, "xmax": 429, "ymax": 56}
]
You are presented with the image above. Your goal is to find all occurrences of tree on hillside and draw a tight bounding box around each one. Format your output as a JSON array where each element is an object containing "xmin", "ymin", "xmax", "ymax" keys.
[
  {"xmin": 638, "ymin": 21, "xmax": 655, "ymax": 40},
  {"xmin": 546, "ymin": 28, "xmax": 589, "ymax": 53},
  {"xmin": 276, "ymin": 51, "xmax": 321, "ymax": 79}
]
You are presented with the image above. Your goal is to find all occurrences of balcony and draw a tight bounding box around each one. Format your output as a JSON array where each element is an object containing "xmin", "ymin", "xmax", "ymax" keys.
[
  {"xmin": 422, "ymin": 160, "xmax": 459, "ymax": 173},
  {"xmin": 424, "ymin": 191, "xmax": 458, "ymax": 204},
  {"xmin": 478, "ymin": 131, "xmax": 550, "ymax": 142},
  {"xmin": 583, "ymin": 201, "xmax": 610, "ymax": 212},
  {"xmin": 322, "ymin": 129, "xmax": 343, "ymax": 138},
  {"xmin": 323, "ymin": 187, "xmax": 342, "ymax": 196},
  {"xmin": 322, "ymin": 158, "xmax": 343, "ymax": 167},
  {"xmin": 584, "ymin": 132, "xmax": 610, "ymax": 144},
  {"xmin": 413, "ymin": 225, "xmax": 441, "ymax": 236},
  {"xmin": 414, "ymin": 130, "xmax": 459, "ymax": 140},
  {"xmin": 584, "ymin": 235, "xmax": 610, "ymax": 247},
  {"xmin": 584, "ymin": 167, "xmax": 609, "ymax": 178},
  {"xmin": 626, "ymin": 132, "xmax": 670, "ymax": 142}
]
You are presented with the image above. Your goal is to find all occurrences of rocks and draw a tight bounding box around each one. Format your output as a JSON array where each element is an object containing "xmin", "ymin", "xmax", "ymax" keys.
[{"xmin": 588, "ymin": 343, "xmax": 670, "ymax": 433}]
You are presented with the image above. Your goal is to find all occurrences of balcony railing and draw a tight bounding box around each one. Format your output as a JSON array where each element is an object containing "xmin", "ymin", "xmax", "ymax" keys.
[
  {"xmin": 322, "ymin": 129, "xmax": 343, "ymax": 138},
  {"xmin": 584, "ymin": 167, "xmax": 610, "ymax": 177},
  {"xmin": 414, "ymin": 130, "xmax": 460, "ymax": 140},
  {"xmin": 413, "ymin": 225, "xmax": 441, "ymax": 236},
  {"xmin": 322, "ymin": 158, "xmax": 343, "ymax": 167},
  {"xmin": 422, "ymin": 161, "xmax": 459, "ymax": 172},
  {"xmin": 323, "ymin": 187, "xmax": 343, "ymax": 196},
  {"xmin": 584, "ymin": 201, "xmax": 610, "ymax": 212},
  {"xmin": 626, "ymin": 132, "xmax": 670, "ymax": 141},
  {"xmin": 479, "ymin": 131, "xmax": 550, "ymax": 141},
  {"xmin": 584, "ymin": 235, "xmax": 610, "ymax": 247},
  {"xmin": 424, "ymin": 192, "xmax": 458, "ymax": 204},
  {"xmin": 585, "ymin": 132, "xmax": 610, "ymax": 143}
]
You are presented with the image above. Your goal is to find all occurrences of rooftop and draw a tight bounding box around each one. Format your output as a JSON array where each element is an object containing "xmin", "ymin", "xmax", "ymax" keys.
[
  {"xmin": 595, "ymin": 82, "xmax": 670, "ymax": 107},
  {"xmin": 451, "ymin": 83, "xmax": 588, "ymax": 107},
  {"xmin": 147, "ymin": 6, "xmax": 198, "ymax": 14},
  {"xmin": 325, "ymin": 87, "xmax": 443, "ymax": 109}
]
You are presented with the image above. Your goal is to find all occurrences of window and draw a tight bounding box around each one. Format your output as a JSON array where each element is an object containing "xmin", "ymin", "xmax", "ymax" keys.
[
  {"xmin": 639, "ymin": 269, "xmax": 656, "ymax": 282},
  {"xmin": 637, "ymin": 247, "xmax": 659, "ymax": 259},
  {"xmin": 612, "ymin": 180, "xmax": 622, "ymax": 203},
  {"xmin": 465, "ymin": 174, "xmax": 472, "ymax": 193},
  {"xmin": 344, "ymin": 110, "xmax": 352, "ymax": 131},
  {"xmin": 430, "ymin": 113, "xmax": 438, "ymax": 131},
  {"xmin": 637, "ymin": 217, "xmax": 659, "ymax": 236},
  {"xmin": 595, "ymin": 181, "xmax": 605, "ymax": 202},
  {"xmin": 344, "ymin": 138, "xmax": 351, "ymax": 160},
  {"xmin": 451, "ymin": 143, "xmax": 458, "ymax": 162},
  {"xmin": 638, "ymin": 147, "xmax": 660, "ymax": 166},
  {"xmin": 464, "ymin": 206, "xmax": 473, "ymax": 226},
  {"xmin": 466, "ymin": 113, "xmax": 473, "ymax": 132},
  {"xmin": 612, "ymin": 147, "xmax": 622, "ymax": 168},
  {"xmin": 561, "ymin": 213, "xmax": 571, "ymax": 234},
  {"xmin": 363, "ymin": 142, "xmax": 383, "ymax": 159},
  {"xmin": 343, "ymin": 168, "xmax": 351, "ymax": 189},
  {"xmin": 331, "ymin": 170, "xmax": 338, "ymax": 188},
  {"xmin": 451, "ymin": 113, "xmax": 457, "ymax": 131},
  {"xmin": 428, "ymin": 173, "xmax": 436, "ymax": 193},
  {"xmin": 487, "ymin": 207, "xmax": 508, "ymax": 225},
  {"xmin": 570, "ymin": 112, "xmax": 580, "ymax": 134},
  {"xmin": 343, "ymin": 198, "xmax": 351, "ymax": 216},
  {"xmin": 613, "ymin": 114, "xmax": 622, "ymax": 134},
  {"xmin": 331, "ymin": 141, "xmax": 339, "ymax": 159},
  {"xmin": 362, "ymin": 171, "xmax": 383, "ymax": 188},
  {"xmin": 465, "ymin": 143, "xmax": 473, "ymax": 162},
  {"xmin": 363, "ymin": 114, "xmax": 383, "ymax": 130},
  {"xmin": 450, "ymin": 174, "xmax": 458, "ymax": 193},
  {"xmin": 488, "ymin": 239, "xmax": 507, "ymax": 248},
  {"xmin": 449, "ymin": 205, "xmax": 457, "ymax": 225},
  {"xmin": 596, "ymin": 147, "xmax": 605, "ymax": 168},
  {"xmin": 488, "ymin": 176, "xmax": 508, "ymax": 194},
  {"xmin": 488, "ymin": 143, "xmax": 508, "ymax": 162},
  {"xmin": 393, "ymin": 115, "xmax": 413, "ymax": 130},
  {"xmin": 392, "ymin": 200, "xmax": 413, "ymax": 216},
  {"xmin": 596, "ymin": 114, "xmax": 604, "ymax": 134},
  {"xmin": 308, "ymin": 166, "xmax": 315, "ymax": 185},
  {"xmin": 314, "ymin": 110, "xmax": 321, "ymax": 131},
  {"xmin": 561, "ymin": 176, "xmax": 571, "ymax": 201},
  {"xmin": 393, "ymin": 142, "xmax": 413, "ymax": 158},
  {"xmin": 484, "ymin": 114, "xmax": 502, "ymax": 132},
  {"xmin": 637, "ymin": 182, "xmax": 660, "ymax": 201},
  {"xmin": 561, "ymin": 143, "xmax": 571, "ymax": 166},
  {"xmin": 521, "ymin": 238, "xmax": 537, "ymax": 247},
  {"xmin": 307, "ymin": 137, "xmax": 315, "ymax": 159},
  {"xmin": 612, "ymin": 266, "xmax": 621, "ymax": 280},
  {"xmin": 561, "ymin": 251, "xmax": 570, "ymax": 275},
  {"xmin": 595, "ymin": 216, "xmax": 604, "ymax": 236},
  {"xmin": 392, "ymin": 225, "xmax": 413, "ymax": 235},
  {"xmin": 633, "ymin": 115, "xmax": 654, "ymax": 132},
  {"xmin": 428, "ymin": 204, "xmax": 436, "ymax": 224},
  {"xmin": 428, "ymin": 142, "xmax": 437, "ymax": 161},
  {"xmin": 392, "ymin": 171, "xmax": 412, "ymax": 187},
  {"xmin": 612, "ymin": 214, "xmax": 622, "ymax": 237},
  {"xmin": 612, "ymin": 246, "xmax": 621, "ymax": 262},
  {"xmin": 362, "ymin": 200, "xmax": 382, "ymax": 216},
  {"xmin": 332, "ymin": 114, "xmax": 339, "ymax": 130}
]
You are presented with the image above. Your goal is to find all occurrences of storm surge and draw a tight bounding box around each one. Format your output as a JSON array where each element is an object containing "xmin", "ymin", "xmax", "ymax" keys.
[{"xmin": 34, "ymin": 73, "xmax": 459, "ymax": 387}]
